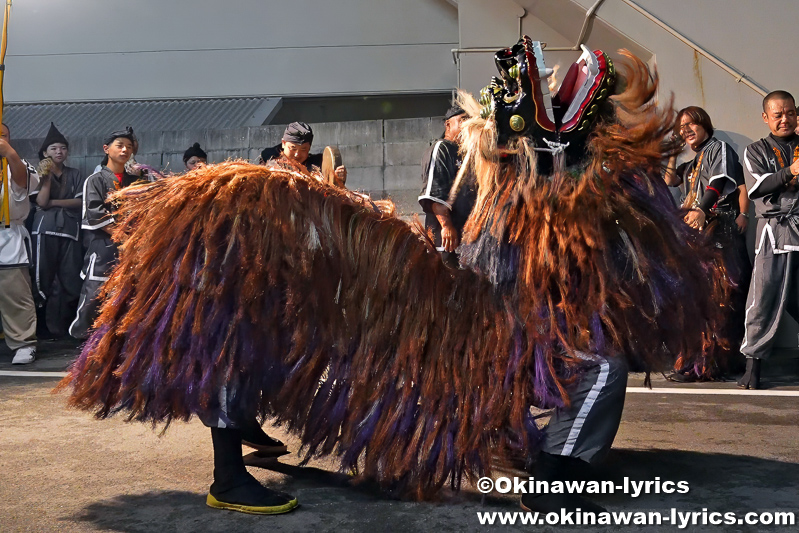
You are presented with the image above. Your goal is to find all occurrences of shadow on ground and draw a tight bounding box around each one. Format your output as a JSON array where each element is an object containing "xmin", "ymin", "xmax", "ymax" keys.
[
  {"xmin": 68, "ymin": 449, "xmax": 798, "ymax": 533},
  {"xmin": 595, "ymin": 449, "xmax": 798, "ymax": 508}
]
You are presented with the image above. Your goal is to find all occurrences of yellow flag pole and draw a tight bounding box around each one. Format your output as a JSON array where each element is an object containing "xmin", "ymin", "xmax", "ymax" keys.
[{"xmin": 0, "ymin": 0, "xmax": 11, "ymax": 229}]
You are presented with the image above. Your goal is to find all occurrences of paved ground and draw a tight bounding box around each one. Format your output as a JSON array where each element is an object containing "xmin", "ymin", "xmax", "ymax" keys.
[{"xmin": 1, "ymin": 341, "xmax": 798, "ymax": 532}]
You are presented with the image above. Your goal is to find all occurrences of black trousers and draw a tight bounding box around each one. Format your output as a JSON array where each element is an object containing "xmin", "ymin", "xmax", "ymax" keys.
[
  {"xmin": 543, "ymin": 354, "xmax": 628, "ymax": 464},
  {"xmin": 32, "ymin": 234, "xmax": 83, "ymax": 336},
  {"xmin": 69, "ymin": 235, "xmax": 117, "ymax": 340},
  {"xmin": 741, "ymin": 246, "xmax": 799, "ymax": 360}
]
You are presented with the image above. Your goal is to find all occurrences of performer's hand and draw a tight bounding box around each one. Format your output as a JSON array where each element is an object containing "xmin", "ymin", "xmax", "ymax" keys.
[
  {"xmin": 684, "ymin": 209, "xmax": 706, "ymax": 231},
  {"xmin": 791, "ymin": 159, "xmax": 799, "ymax": 178},
  {"xmin": 735, "ymin": 213, "xmax": 748, "ymax": 234},
  {"xmin": 334, "ymin": 165, "xmax": 347, "ymax": 186},
  {"xmin": 441, "ymin": 222, "xmax": 460, "ymax": 252},
  {"xmin": 669, "ymin": 132, "xmax": 686, "ymax": 151},
  {"xmin": 0, "ymin": 137, "xmax": 15, "ymax": 159}
]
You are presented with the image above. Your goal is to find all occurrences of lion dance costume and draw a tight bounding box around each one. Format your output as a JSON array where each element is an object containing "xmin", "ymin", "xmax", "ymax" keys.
[{"xmin": 62, "ymin": 37, "xmax": 725, "ymax": 513}]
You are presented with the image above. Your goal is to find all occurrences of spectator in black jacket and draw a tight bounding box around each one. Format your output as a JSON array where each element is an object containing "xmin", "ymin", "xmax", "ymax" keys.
[
  {"xmin": 738, "ymin": 91, "xmax": 799, "ymax": 389},
  {"xmin": 69, "ymin": 128, "xmax": 138, "ymax": 340},
  {"xmin": 418, "ymin": 105, "xmax": 476, "ymax": 268},
  {"xmin": 258, "ymin": 122, "xmax": 346, "ymax": 183},
  {"xmin": 31, "ymin": 123, "xmax": 87, "ymax": 338}
]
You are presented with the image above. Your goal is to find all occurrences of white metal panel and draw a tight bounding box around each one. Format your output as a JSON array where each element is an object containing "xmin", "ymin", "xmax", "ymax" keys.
[
  {"xmin": 6, "ymin": 0, "xmax": 459, "ymax": 102},
  {"xmin": 626, "ymin": 0, "xmax": 796, "ymax": 95}
]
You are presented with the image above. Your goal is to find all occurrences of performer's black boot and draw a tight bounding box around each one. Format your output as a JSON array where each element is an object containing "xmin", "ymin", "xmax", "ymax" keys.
[
  {"xmin": 207, "ymin": 427, "xmax": 298, "ymax": 514},
  {"xmin": 240, "ymin": 420, "xmax": 289, "ymax": 455},
  {"xmin": 737, "ymin": 357, "xmax": 761, "ymax": 390},
  {"xmin": 520, "ymin": 452, "xmax": 605, "ymax": 513}
]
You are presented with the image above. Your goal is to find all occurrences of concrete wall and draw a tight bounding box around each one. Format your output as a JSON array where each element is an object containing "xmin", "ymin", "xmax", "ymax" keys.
[
  {"xmin": 13, "ymin": 118, "xmax": 446, "ymax": 216},
  {"xmin": 15, "ymin": 0, "xmax": 797, "ymax": 345},
  {"xmin": 454, "ymin": 0, "xmax": 798, "ymax": 150},
  {"xmin": 451, "ymin": 0, "xmax": 797, "ymax": 144},
  {"xmin": 7, "ymin": 0, "xmax": 458, "ymax": 103},
  {"xmin": 451, "ymin": 0, "xmax": 799, "ymax": 348}
]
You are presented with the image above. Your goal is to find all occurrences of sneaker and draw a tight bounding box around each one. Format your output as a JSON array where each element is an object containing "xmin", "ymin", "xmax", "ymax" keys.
[
  {"xmin": 12, "ymin": 346, "xmax": 36, "ymax": 365},
  {"xmin": 206, "ymin": 492, "xmax": 298, "ymax": 515},
  {"xmin": 207, "ymin": 477, "xmax": 298, "ymax": 515}
]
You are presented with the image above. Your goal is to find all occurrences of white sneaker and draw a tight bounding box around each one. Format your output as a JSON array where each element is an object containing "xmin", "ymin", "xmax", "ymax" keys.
[{"xmin": 12, "ymin": 346, "xmax": 36, "ymax": 365}]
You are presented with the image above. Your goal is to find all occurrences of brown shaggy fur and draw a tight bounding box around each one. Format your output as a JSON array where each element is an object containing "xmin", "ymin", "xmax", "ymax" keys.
[{"xmin": 61, "ymin": 53, "xmax": 726, "ymax": 500}]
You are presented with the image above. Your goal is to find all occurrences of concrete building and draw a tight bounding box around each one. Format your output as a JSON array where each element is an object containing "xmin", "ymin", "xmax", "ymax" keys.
[
  {"xmin": 455, "ymin": 0, "xmax": 792, "ymax": 154},
  {"xmin": 5, "ymin": 1, "xmax": 799, "ymax": 341},
  {"xmin": 5, "ymin": 0, "xmax": 461, "ymax": 214},
  {"xmin": 9, "ymin": 1, "xmax": 796, "ymax": 138},
  {"xmin": 8, "ymin": 0, "xmax": 797, "ymax": 176}
]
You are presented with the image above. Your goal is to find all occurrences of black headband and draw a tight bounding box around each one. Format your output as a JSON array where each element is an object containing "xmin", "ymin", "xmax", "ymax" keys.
[
  {"xmin": 104, "ymin": 126, "xmax": 136, "ymax": 146},
  {"xmin": 282, "ymin": 122, "xmax": 313, "ymax": 144},
  {"xmin": 444, "ymin": 105, "xmax": 466, "ymax": 120}
]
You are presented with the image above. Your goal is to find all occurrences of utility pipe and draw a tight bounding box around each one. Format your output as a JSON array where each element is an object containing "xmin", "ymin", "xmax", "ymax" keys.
[{"xmin": 622, "ymin": 0, "xmax": 767, "ymax": 96}]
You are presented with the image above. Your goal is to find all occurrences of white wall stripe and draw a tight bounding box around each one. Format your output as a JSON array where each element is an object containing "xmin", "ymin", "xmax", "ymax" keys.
[
  {"xmin": 627, "ymin": 387, "xmax": 799, "ymax": 397},
  {"xmin": 1, "ymin": 372, "xmax": 797, "ymax": 397},
  {"xmin": 0, "ymin": 371, "xmax": 68, "ymax": 378}
]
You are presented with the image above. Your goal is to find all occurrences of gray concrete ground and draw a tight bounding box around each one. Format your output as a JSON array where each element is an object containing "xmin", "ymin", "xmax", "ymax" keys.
[{"xmin": 1, "ymin": 341, "xmax": 798, "ymax": 532}]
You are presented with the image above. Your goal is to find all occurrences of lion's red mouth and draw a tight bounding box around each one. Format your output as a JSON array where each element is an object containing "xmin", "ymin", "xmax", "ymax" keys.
[{"xmin": 480, "ymin": 36, "xmax": 615, "ymax": 146}]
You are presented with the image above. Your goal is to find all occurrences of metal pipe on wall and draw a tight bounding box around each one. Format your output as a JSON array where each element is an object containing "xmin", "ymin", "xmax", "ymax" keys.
[
  {"xmin": 450, "ymin": 2, "xmax": 527, "ymax": 79},
  {"xmin": 545, "ymin": 0, "xmax": 606, "ymax": 51},
  {"xmin": 622, "ymin": 0, "xmax": 767, "ymax": 96},
  {"xmin": 451, "ymin": 0, "xmax": 606, "ymax": 60}
]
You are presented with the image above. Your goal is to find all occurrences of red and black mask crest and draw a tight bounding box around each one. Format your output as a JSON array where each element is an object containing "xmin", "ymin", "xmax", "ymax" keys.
[{"xmin": 479, "ymin": 36, "xmax": 616, "ymax": 170}]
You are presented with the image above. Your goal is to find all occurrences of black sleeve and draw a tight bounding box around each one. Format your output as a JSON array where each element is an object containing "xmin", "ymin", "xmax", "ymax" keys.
[
  {"xmin": 81, "ymin": 174, "xmax": 114, "ymax": 230},
  {"xmin": 260, "ymin": 145, "xmax": 282, "ymax": 164},
  {"xmin": 73, "ymin": 172, "xmax": 89, "ymax": 199},
  {"xmin": 702, "ymin": 141, "xmax": 738, "ymax": 198},
  {"xmin": 418, "ymin": 141, "xmax": 459, "ymax": 212},
  {"xmin": 698, "ymin": 188, "xmax": 719, "ymax": 213},
  {"xmin": 730, "ymin": 151, "xmax": 745, "ymax": 187},
  {"xmin": 674, "ymin": 161, "xmax": 689, "ymax": 186},
  {"xmin": 307, "ymin": 153, "xmax": 324, "ymax": 168},
  {"xmin": 744, "ymin": 143, "xmax": 794, "ymax": 199}
]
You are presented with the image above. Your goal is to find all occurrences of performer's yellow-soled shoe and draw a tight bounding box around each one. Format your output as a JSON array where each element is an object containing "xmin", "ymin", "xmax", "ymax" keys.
[{"xmin": 206, "ymin": 493, "xmax": 299, "ymax": 515}]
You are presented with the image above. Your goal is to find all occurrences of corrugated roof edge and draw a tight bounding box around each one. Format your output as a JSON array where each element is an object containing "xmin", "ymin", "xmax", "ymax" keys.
[{"xmin": 5, "ymin": 97, "xmax": 269, "ymax": 139}]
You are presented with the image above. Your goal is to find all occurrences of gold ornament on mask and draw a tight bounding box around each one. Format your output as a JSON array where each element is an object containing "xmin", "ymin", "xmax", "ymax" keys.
[{"xmin": 509, "ymin": 115, "xmax": 525, "ymax": 132}]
